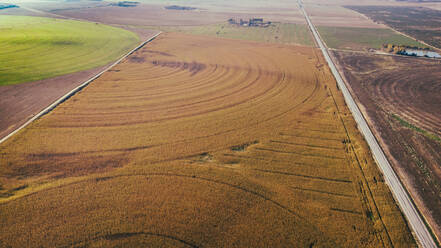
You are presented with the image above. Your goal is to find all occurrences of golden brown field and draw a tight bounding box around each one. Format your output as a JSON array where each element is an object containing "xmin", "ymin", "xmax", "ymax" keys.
[{"xmin": 0, "ymin": 33, "xmax": 414, "ymax": 247}]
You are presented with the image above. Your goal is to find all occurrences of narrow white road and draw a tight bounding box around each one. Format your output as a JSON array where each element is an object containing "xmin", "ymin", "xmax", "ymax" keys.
[
  {"xmin": 0, "ymin": 32, "xmax": 162, "ymax": 145},
  {"xmin": 298, "ymin": 1, "xmax": 437, "ymax": 247}
]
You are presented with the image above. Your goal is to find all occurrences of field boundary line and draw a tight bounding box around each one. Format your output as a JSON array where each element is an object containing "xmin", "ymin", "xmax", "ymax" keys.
[
  {"xmin": 0, "ymin": 32, "xmax": 162, "ymax": 145},
  {"xmin": 348, "ymin": 9, "xmax": 440, "ymax": 52},
  {"xmin": 298, "ymin": 1, "xmax": 437, "ymax": 247}
]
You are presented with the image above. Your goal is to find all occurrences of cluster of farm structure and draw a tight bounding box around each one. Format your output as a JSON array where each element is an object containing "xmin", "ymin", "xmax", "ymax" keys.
[
  {"xmin": 2, "ymin": 0, "xmax": 441, "ymax": 245},
  {"xmin": 228, "ymin": 18, "xmax": 272, "ymax": 27},
  {"xmin": 0, "ymin": 32, "xmax": 415, "ymax": 247}
]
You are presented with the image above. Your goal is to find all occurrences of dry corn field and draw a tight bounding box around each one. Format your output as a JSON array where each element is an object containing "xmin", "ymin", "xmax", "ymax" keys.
[{"xmin": 0, "ymin": 33, "xmax": 415, "ymax": 247}]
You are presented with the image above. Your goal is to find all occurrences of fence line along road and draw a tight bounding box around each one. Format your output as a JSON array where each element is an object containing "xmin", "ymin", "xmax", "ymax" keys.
[
  {"xmin": 297, "ymin": 1, "xmax": 437, "ymax": 247},
  {"xmin": 0, "ymin": 32, "xmax": 162, "ymax": 145}
]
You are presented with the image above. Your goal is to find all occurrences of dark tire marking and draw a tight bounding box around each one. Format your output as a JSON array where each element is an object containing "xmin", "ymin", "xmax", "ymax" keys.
[
  {"xmin": 330, "ymin": 208, "xmax": 362, "ymax": 216},
  {"xmin": 64, "ymin": 232, "xmax": 199, "ymax": 248},
  {"xmin": 255, "ymin": 147, "xmax": 345, "ymax": 160},
  {"xmin": 253, "ymin": 169, "xmax": 352, "ymax": 183},
  {"xmin": 270, "ymin": 140, "xmax": 342, "ymax": 150},
  {"xmin": 290, "ymin": 186, "xmax": 356, "ymax": 198}
]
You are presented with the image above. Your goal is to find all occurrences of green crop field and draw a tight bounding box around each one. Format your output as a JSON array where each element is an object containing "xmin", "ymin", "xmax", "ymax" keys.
[
  {"xmin": 143, "ymin": 22, "xmax": 313, "ymax": 46},
  {"xmin": 0, "ymin": 15, "xmax": 140, "ymax": 86},
  {"xmin": 317, "ymin": 26, "xmax": 427, "ymax": 51}
]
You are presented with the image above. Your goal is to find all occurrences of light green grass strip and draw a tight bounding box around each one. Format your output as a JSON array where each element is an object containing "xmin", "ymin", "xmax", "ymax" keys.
[
  {"xmin": 317, "ymin": 26, "xmax": 427, "ymax": 50},
  {"xmin": 0, "ymin": 15, "xmax": 140, "ymax": 86},
  {"xmin": 391, "ymin": 114, "xmax": 440, "ymax": 142}
]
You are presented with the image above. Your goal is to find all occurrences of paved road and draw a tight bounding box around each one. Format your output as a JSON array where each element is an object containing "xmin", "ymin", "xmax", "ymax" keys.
[
  {"xmin": 0, "ymin": 32, "xmax": 162, "ymax": 145},
  {"xmin": 297, "ymin": 1, "xmax": 437, "ymax": 247}
]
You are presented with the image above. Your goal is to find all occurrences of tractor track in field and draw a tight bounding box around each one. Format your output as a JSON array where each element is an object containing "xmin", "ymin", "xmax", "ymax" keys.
[{"xmin": 299, "ymin": 0, "xmax": 438, "ymax": 247}]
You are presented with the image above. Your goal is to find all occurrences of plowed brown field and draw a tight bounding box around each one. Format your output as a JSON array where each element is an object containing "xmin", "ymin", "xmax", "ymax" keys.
[
  {"xmin": 334, "ymin": 50, "xmax": 441, "ymax": 241},
  {"xmin": 0, "ymin": 33, "xmax": 414, "ymax": 247}
]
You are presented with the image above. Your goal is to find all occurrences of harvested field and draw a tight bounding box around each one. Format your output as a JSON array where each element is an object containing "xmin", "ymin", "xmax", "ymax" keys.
[
  {"xmin": 303, "ymin": 3, "xmax": 384, "ymax": 28},
  {"xmin": 52, "ymin": 3, "xmax": 305, "ymax": 26},
  {"xmin": 112, "ymin": 0, "xmax": 302, "ymax": 14},
  {"xmin": 0, "ymin": 65, "xmax": 107, "ymax": 141},
  {"xmin": 304, "ymin": 0, "xmax": 441, "ymax": 7},
  {"xmin": 0, "ymin": 33, "xmax": 415, "ymax": 247},
  {"xmin": 346, "ymin": 5, "xmax": 441, "ymax": 49},
  {"xmin": 317, "ymin": 26, "xmax": 426, "ymax": 51},
  {"xmin": 334, "ymin": 50, "xmax": 441, "ymax": 240},
  {"xmin": 143, "ymin": 22, "xmax": 313, "ymax": 46}
]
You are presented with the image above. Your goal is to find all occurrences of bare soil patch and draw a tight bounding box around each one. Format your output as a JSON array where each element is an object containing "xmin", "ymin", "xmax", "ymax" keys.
[
  {"xmin": 334, "ymin": 50, "xmax": 441, "ymax": 240},
  {"xmin": 0, "ymin": 65, "xmax": 106, "ymax": 141},
  {"xmin": 304, "ymin": 3, "xmax": 386, "ymax": 28},
  {"xmin": 346, "ymin": 5, "xmax": 441, "ymax": 49}
]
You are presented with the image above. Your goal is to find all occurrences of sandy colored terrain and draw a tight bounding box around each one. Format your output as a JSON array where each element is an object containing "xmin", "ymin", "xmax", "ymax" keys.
[
  {"xmin": 50, "ymin": 3, "xmax": 305, "ymax": 26},
  {"xmin": 0, "ymin": 33, "xmax": 415, "ymax": 247},
  {"xmin": 302, "ymin": 0, "xmax": 441, "ymax": 29},
  {"xmin": 303, "ymin": 3, "xmax": 386, "ymax": 28}
]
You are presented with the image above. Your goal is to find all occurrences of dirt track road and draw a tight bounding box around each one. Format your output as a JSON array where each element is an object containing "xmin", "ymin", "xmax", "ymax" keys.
[{"xmin": 298, "ymin": 1, "xmax": 437, "ymax": 247}]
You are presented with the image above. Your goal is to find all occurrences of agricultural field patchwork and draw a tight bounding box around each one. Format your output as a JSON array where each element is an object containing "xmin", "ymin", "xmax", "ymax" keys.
[
  {"xmin": 0, "ymin": 33, "xmax": 415, "ymax": 247},
  {"xmin": 346, "ymin": 5, "xmax": 441, "ymax": 49},
  {"xmin": 303, "ymin": 3, "xmax": 382, "ymax": 28},
  {"xmin": 49, "ymin": 1, "xmax": 304, "ymax": 27},
  {"xmin": 317, "ymin": 26, "xmax": 427, "ymax": 51},
  {"xmin": 142, "ymin": 22, "xmax": 313, "ymax": 46},
  {"xmin": 107, "ymin": 0, "xmax": 300, "ymax": 12},
  {"xmin": 334, "ymin": 51, "xmax": 441, "ymax": 239},
  {"xmin": 0, "ymin": 15, "xmax": 139, "ymax": 86}
]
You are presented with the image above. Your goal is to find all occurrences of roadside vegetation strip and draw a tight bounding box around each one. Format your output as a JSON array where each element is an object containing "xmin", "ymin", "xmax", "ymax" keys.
[
  {"xmin": 0, "ymin": 15, "xmax": 140, "ymax": 86},
  {"xmin": 299, "ymin": 1, "xmax": 438, "ymax": 247},
  {"xmin": 0, "ymin": 32, "xmax": 161, "ymax": 146}
]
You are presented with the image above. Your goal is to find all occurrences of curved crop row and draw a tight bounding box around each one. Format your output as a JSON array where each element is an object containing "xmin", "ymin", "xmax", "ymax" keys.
[
  {"xmin": 0, "ymin": 15, "xmax": 139, "ymax": 85},
  {"xmin": 0, "ymin": 33, "xmax": 415, "ymax": 247}
]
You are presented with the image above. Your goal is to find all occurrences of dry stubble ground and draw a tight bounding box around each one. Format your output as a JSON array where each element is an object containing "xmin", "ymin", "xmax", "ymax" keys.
[
  {"xmin": 0, "ymin": 33, "xmax": 415, "ymax": 247},
  {"xmin": 334, "ymin": 51, "xmax": 441, "ymax": 241}
]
